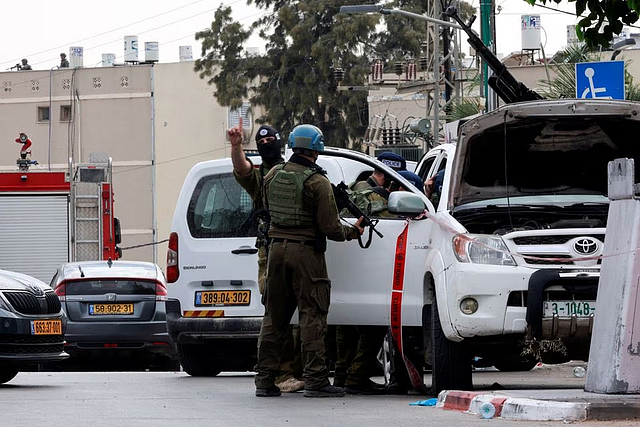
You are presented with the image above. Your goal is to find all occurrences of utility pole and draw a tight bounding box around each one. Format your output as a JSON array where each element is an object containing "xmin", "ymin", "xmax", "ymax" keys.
[{"xmin": 480, "ymin": 0, "xmax": 495, "ymax": 111}]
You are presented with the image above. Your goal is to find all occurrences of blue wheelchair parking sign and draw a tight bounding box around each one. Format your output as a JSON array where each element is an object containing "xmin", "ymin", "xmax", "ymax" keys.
[{"xmin": 575, "ymin": 61, "xmax": 625, "ymax": 100}]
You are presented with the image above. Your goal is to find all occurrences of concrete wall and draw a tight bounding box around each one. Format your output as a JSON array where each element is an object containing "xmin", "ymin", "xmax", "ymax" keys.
[{"xmin": 152, "ymin": 61, "xmax": 239, "ymax": 268}]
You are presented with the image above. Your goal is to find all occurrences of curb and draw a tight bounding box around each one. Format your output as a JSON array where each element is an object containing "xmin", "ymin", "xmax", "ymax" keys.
[{"xmin": 437, "ymin": 390, "xmax": 590, "ymax": 421}]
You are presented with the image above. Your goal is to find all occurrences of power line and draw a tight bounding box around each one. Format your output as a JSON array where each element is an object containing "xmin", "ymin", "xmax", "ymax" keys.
[{"xmin": 1, "ymin": 0, "xmax": 203, "ymax": 68}]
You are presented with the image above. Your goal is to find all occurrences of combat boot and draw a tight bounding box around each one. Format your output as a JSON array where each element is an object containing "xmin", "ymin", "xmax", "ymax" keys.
[
  {"xmin": 255, "ymin": 385, "xmax": 281, "ymax": 397},
  {"xmin": 303, "ymin": 384, "xmax": 345, "ymax": 398}
]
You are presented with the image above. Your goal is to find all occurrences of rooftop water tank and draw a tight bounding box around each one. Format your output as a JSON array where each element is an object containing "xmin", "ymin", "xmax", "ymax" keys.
[
  {"xmin": 521, "ymin": 15, "xmax": 541, "ymax": 50},
  {"xmin": 145, "ymin": 42, "xmax": 159, "ymax": 63},
  {"xmin": 124, "ymin": 35, "xmax": 139, "ymax": 63}
]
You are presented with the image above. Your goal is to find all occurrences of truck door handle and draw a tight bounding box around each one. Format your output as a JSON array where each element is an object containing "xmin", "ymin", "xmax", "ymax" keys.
[{"xmin": 231, "ymin": 247, "xmax": 258, "ymax": 255}]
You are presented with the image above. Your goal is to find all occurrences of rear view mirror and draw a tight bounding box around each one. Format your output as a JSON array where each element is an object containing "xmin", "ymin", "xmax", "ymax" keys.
[{"xmin": 388, "ymin": 192, "xmax": 426, "ymax": 215}]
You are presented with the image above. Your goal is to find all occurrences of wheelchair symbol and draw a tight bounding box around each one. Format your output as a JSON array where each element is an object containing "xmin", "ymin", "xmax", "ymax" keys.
[{"xmin": 580, "ymin": 67, "xmax": 613, "ymax": 99}]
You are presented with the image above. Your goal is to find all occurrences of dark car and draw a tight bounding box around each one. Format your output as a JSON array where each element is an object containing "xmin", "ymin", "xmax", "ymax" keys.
[
  {"xmin": 0, "ymin": 268, "xmax": 68, "ymax": 384},
  {"xmin": 50, "ymin": 260, "xmax": 178, "ymax": 371}
]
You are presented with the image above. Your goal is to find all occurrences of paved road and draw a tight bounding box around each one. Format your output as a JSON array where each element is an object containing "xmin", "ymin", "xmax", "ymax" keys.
[{"xmin": 1, "ymin": 364, "xmax": 638, "ymax": 427}]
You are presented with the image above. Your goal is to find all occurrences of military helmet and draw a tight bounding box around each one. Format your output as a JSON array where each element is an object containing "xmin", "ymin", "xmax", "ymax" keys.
[{"xmin": 288, "ymin": 124, "xmax": 325, "ymax": 152}]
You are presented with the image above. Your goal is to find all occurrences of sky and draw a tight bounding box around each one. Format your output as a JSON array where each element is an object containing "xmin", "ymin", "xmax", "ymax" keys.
[{"xmin": 1, "ymin": 0, "xmax": 583, "ymax": 71}]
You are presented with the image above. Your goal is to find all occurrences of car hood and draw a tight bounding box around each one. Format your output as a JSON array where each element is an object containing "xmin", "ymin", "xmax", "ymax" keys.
[
  {"xmin": 0, "ymin": 269, "xmax": 51, "ymax": 293},
  {"xmin": 450, "ymin": 99, "xmax": 640, "ymax": 208}
]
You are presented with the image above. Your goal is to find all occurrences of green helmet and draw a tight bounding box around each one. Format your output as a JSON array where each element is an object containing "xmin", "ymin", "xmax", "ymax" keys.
[{"xmin": 288, "ymin": 124, "xmax": 325, "ymax": 152}]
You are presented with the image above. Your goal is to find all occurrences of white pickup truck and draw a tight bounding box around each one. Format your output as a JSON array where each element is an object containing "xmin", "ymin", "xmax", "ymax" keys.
[{"xmin": 167, "ymin": 99, "xmax": 640, "ymax": 393}]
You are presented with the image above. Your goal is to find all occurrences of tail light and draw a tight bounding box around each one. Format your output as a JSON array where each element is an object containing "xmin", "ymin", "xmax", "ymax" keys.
[
  {"xmin": 166, "ymin": 232, "xmax": 179, "ymax": 283},
  {"xmin": 156, "ymin": 280, "xmax": 168, "ymax": 301},
  {"xmin": 54, "ymin": 283, "xmax": 66, "ymax": 302}
]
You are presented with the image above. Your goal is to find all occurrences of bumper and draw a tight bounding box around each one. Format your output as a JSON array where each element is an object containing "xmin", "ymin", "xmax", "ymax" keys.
[
  {"xmin": 165, "ymin": 299, "xmax": 262, "ymax": 344},
  {"xmin": 444, "ymin": 264, "xmax": 598, "ymax": 345},
  {"xmin": 0, "ymin": 315, "xmax": 69, "ymax": 366},
  {"xmin": 444, "ymin": 264, "xmax": 533, "ymax": 338}
]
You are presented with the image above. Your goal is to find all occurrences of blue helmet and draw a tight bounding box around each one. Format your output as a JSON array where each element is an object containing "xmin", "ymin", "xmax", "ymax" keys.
[{"xmin": 288, "ymin": 124, "xmax": 325, "ymax": 152}]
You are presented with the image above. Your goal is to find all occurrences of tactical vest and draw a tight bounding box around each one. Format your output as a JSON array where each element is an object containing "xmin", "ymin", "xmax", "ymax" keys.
[
  {"xmin": 267, "ymin": 164, "xmax": 318, "ymax": 228},
  {"xmin": 348, "ymin": 187, "xmax": 388, "ymax": 216}
]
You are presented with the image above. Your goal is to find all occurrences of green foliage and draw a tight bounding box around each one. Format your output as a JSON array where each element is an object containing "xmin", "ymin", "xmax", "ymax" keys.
[
  {"xmin": 525, "ymin": 0, "xmax": 639, "ymax": 49},
  {"xmin": 446, "ymin": 98, "xmax": 483, "ymax": 121},
  {"xmin": 195, "ymin": 0, "xmax": 477, "ymax": 147}
]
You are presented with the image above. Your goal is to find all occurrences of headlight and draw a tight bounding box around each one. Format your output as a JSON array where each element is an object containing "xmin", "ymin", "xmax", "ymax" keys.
[{"xmin": 452, "ymin": 234, "xmax": 516, "ymax": 266}]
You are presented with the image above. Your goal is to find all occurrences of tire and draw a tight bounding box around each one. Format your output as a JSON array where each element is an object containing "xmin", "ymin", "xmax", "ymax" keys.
[
  {"xmin": 0, "ymin": 368, "xmax": 19, "ymax": 385},
  {"xmin": 493, "ymin": 358, "xmax": 538, "ymax": 372},
  {"xmin": 430, "ymin": 303, "xmax": 473, "ymax": 394},
  {"xmin": 177, "ymin": 344, "xmax": 222, "ymax": 377}
]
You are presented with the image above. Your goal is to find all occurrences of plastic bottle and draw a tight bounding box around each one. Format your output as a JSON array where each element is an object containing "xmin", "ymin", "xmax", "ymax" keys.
[
  {"xmin": 573, "ymin": 366, "xmax": 587, "ymax": 378},
  {"xmin": 479, "ymin": 402, "xmax": 496, "ymax": 419}
]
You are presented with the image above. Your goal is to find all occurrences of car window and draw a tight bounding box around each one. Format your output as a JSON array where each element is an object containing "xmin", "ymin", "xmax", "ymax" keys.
[
  {"xmin": 187, "ymin": 172, "xmax": 256, "ymax": 239},
  {"xmin": 64, "ymin": 280, "xmax": 156, "ymax": 295},
  {"xmin": 417, "ymin": 155, "xmax": 437, "ymax": 180}
]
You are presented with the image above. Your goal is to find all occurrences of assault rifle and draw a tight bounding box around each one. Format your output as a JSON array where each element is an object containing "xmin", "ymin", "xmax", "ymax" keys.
[
  {"xmin": 332, "ymin": 181, "xmax": 383, "ymax": 249},
  {"xmin": 443, "ymin": 6, "xmax": 544, "ymax": 104}
]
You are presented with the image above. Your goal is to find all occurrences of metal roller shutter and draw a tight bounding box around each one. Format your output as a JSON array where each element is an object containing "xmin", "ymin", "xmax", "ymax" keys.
[{"xmin": 0, "ymin": 195, "xmax": 69, "ymax": 283}]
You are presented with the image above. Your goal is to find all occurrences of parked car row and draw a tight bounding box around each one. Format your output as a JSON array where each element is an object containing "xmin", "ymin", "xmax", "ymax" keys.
[{"xmin": 0, "ymin": 259, "xmax": 178, "ymax": 384}]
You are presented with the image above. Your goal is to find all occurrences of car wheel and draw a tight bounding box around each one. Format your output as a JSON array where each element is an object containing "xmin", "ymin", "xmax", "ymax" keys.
[
  {"xmin": 0, "ymin": 368, "xmax": 19, "ymax": 385},
  {"xmin": 177, "ymin": 344, "xmax": 222, "ymax": 377},
  {"xmin": 430, "ymin": 303, "xmax": 473, "ymax": 394}
]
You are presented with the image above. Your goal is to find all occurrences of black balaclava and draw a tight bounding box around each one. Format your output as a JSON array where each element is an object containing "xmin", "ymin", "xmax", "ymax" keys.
[{"xmin": 256, "ymin": 125, "xmax": 283, "ymax": 162}]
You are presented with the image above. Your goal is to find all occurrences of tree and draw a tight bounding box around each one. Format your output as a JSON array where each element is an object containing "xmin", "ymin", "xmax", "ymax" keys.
[
  {"xmin": 194, "ymin": 0, "xmax": 476, "ymax": 147},
  {"xmin": 195, "ymin": 1, "xmax": 378, "ymax": 147},
  {"xmin": 525, "ymin": 0, "xmax": 638, "ymax": 49}
]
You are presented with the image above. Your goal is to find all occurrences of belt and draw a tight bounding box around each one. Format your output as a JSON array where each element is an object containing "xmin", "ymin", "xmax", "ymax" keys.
[{"xmin": 271, "ymin": 238, "xmax": 314, "ymax": 245}]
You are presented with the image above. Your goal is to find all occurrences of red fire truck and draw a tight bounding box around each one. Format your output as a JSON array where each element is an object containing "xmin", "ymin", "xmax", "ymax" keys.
[{"xmin": 0, "ymin": 133, "xmax": 121, "ymax": 282}]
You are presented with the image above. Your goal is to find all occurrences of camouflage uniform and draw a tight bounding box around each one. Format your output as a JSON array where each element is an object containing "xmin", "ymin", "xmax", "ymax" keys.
[
  {"xmin": 335, "ymin": 179, "xmax": 390, "ymax": 390},
  {"xmin": 255, "ymin": 155, "xmax": 358, "ymax": 391},
  {"xmin": 233, "ymin": 156, "xmax": 302, "ymax": 383}
]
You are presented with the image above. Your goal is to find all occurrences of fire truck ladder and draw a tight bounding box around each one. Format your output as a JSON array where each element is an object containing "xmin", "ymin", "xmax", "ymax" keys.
[{"xmin": 69, "ymin": 156, "xmax": 113, "ymax": 262}]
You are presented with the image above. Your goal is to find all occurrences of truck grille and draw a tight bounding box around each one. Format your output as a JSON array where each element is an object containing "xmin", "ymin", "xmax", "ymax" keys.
[
  {"xmin": 506, "ymin": 232, "xmax": 605, "ymax": 268},
  {"xmin": 2, "ymin": 291, "xmax": 62, "ymax": 315}
]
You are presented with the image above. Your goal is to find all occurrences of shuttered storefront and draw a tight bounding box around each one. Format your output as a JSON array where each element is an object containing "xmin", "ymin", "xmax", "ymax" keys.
[{"xmin": 0, "ymin": 195, "xmax": 69, "ymax": 283}]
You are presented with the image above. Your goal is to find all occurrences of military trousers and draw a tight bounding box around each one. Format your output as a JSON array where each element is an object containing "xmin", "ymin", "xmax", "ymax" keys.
[
  {"xmin": 255, "ymin": 240, "xmax": 331, "ymax": 390},
  {"xmin": 257, "ymin": 245, "xmax": 302, "ymax": 382},
  {"xmin": 335, "ymin": 325, "xmax": 387, "ymax": 387}
]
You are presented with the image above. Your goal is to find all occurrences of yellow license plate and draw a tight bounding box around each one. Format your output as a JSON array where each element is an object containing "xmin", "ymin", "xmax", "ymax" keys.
[
  {"xmin": 31, "ymin": 319, "xmax": 62, "ymax": 335},
  {"xmin": 89, "ymin": 303, "xmax": 134, "ymax": 315},
  {"xmin": 195, "ymin": 290, "xmax": 250, "ymax": 306}
]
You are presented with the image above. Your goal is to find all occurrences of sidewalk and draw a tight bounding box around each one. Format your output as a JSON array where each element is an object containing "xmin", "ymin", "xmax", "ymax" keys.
[{"xmin": 437, "ymin": 388, "xmax": 640, "ymax": 421}]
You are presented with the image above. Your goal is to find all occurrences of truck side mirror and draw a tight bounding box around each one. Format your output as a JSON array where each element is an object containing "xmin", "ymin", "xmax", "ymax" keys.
[
  {"xmin": 114, "ymin": 217, "xmax": 122, "ymax": 245},
  {"xmin": 388, "ymin": 192, "xmax": 426, "ymax": 215}
]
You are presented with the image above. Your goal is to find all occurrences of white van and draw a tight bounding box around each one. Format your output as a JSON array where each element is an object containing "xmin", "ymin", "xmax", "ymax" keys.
[{"xmin": 165, "ymin": 150, "xmax": 393, "ymax": 376}]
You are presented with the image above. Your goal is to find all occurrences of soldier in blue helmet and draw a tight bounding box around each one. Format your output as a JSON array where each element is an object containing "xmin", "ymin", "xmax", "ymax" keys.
[{"xmin": 255, "ymin": 124, "xmax": 364, "ymax": 398}]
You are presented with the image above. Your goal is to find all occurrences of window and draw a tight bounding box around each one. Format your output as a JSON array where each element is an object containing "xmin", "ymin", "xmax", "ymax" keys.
[
  {"xmin": 37, "ymin": 106, "xmax": 50, "ymax": 122},
  {"xmin": 60, "ymin": 105, "xmax": 71, "ymax": 122},
  {"xmin": 187, "ymin": 173, "xmax": 256, "ymax": 238},
  {"xmin": 228, "ymin": 102, "xmax": 251, "ymax": 130}
]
